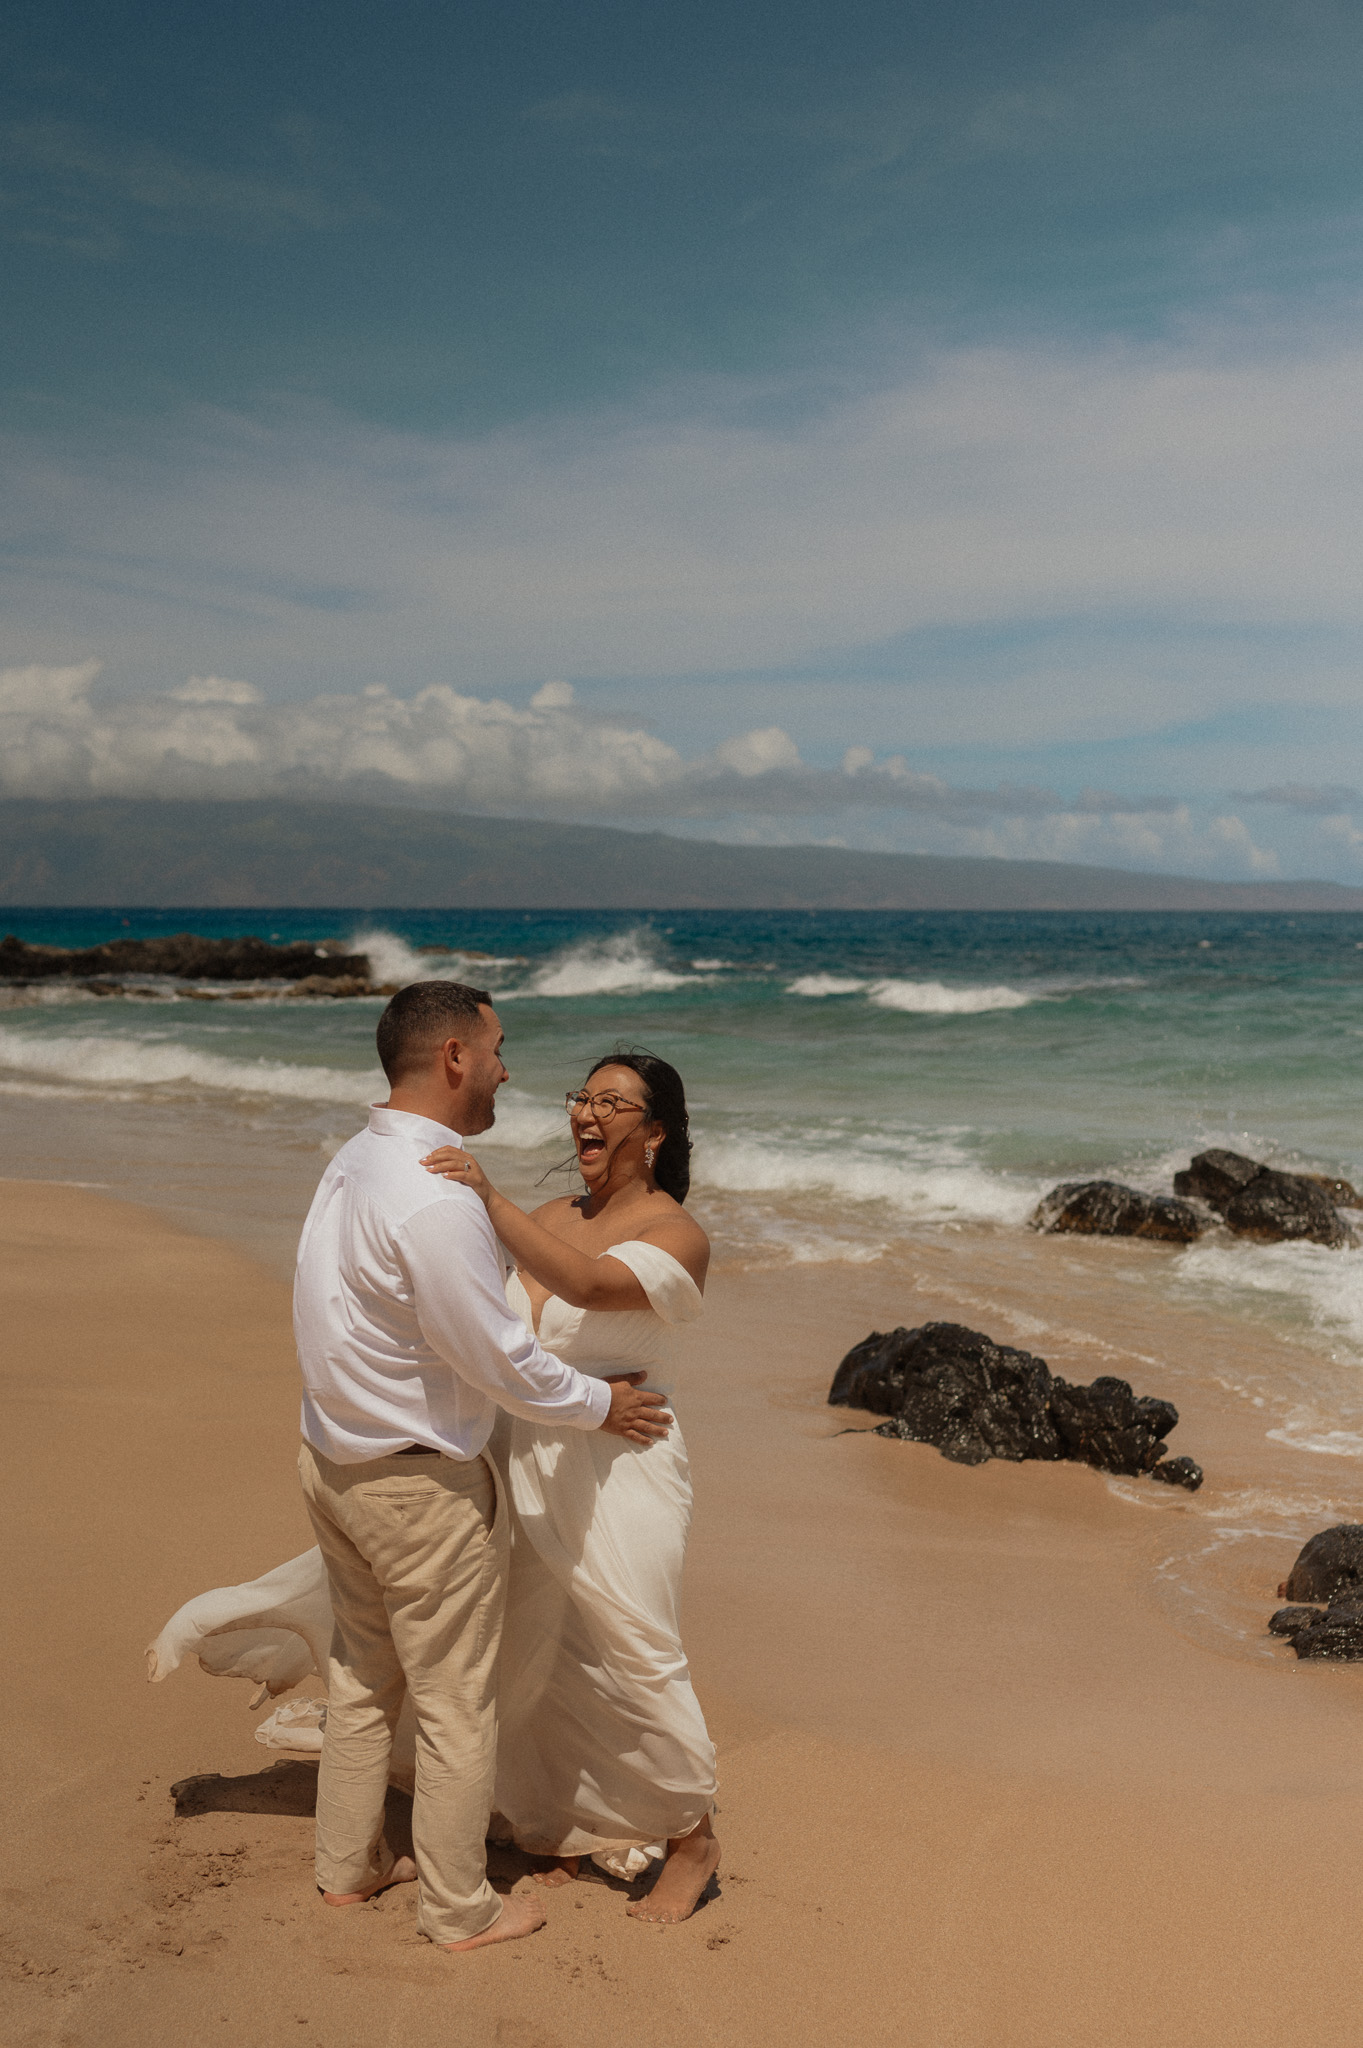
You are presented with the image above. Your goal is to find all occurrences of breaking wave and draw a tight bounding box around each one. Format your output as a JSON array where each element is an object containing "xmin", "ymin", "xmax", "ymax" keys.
[
  {"xmin": 498, "ymin": 933, "xmax": 698, "ymax": 1000},
  {"xmin": 0, "ymin": 1026, "xmax": 571, "ymax": 1148},
  {"xmin": 785, "ymin": 974, "xmax": 1034, "ymax": 1013},
  {"xmin": 349, "ymin": 928, "xmax": 521, "ymax": 988},
  {"xmin": 693, "ymin": 1132, "xmax": 1040, "ymax": 1225},
  {"xmin": 0, "ymin": 1025, "xmax": 378, "ymax": 1105},
  {"xmin": 1173, "ymin": 1238, "xmax": 1363, "ymax": 1354}
]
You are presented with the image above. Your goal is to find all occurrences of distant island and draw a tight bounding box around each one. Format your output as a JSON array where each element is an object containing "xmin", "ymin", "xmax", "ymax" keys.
[{"xmin": 3, "ymin": 798, "xmax": 1362, "ymax": 911}]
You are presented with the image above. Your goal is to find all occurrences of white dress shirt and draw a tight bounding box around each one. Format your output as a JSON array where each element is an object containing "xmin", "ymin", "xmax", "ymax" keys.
[{"xmin": 296, "ymin": 1106, "xmax": 610, "ymax": 1463}]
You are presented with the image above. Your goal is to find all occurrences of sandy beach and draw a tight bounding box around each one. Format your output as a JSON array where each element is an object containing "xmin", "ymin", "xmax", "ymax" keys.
[{"xmin": 6, "ymin": 1176, "xmax": 1363, "ymax": 2048}]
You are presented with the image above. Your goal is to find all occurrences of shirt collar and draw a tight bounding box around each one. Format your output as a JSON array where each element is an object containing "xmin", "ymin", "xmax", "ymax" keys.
[{"xmin": 366, "ymin": 1106, "xmax": 466, "ymax": 1151}]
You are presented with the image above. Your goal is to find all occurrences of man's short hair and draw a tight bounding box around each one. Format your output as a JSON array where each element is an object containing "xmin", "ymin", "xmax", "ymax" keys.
[{"xmin": 376, "ymin": 980, "xmax": 492, "ymax": 1084}]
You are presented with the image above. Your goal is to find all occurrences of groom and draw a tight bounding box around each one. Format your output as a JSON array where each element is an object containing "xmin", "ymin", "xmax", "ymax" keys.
[{"xmin": 294, "ymin": 979, "xmax": 672, "ymax": 1951}]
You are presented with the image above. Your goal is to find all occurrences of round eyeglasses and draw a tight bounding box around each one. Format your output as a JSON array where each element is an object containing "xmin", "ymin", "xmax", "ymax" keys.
[{"xmin": 565, "ymin": 1089, "xmax": 648, "ymax": 1121}]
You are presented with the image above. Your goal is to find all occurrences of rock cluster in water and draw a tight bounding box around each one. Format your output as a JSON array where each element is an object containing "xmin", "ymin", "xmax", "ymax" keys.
[
  {"xmin": 0, "ymin": 932, "xmax": 377, "ymax": 993},
  {"xmin": 1173, "ymin": 1149, "xmax": 1355, "ymax": 1248},
  {"xmin": 1269, "ymin": 1525, "xmax": 1363, "ymax": 1659},
  {"xmin": 1031, "ymin": 1181, "xmax": 1201, "ymax": 1243},
  {"xmin": 1032, "ymin": 1148, "xmax": 1359, "ymax": 1250},
  {"xmin": 828, "ymin": 1320, "xmax": 1203, "ymax": 1489}
]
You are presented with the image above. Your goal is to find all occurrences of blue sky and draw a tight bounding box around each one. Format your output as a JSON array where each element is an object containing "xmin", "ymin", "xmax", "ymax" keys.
[{"xmin": 4, "ymin": 0, "xmax": 1363, "ymax": 877}]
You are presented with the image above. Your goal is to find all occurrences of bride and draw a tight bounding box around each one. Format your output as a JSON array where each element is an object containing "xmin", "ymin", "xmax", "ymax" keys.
[
  {"xmin": 420, "ymin": 1047, "xmax": 719, "ymax": 1924},
  {"xmin": 148, "ymin": 1048, "xmax": 719, "ymax": 1927}
]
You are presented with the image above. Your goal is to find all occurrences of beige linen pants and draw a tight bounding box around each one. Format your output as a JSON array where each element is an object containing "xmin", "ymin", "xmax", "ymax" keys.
[{"xmin": 298, "ymin": 1441, "xmax": 509, "ymax": 1946}]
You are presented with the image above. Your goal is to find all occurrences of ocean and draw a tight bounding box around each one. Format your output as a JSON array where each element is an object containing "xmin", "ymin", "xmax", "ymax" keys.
[{"xmin": 4, "ymin": 904, "xmax": 1362, "ymax": 1653}]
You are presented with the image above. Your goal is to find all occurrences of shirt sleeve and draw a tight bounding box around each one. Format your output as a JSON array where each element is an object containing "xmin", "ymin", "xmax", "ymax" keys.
[{"xmin": 397, "ymin": 1194, "xmax": 611, "ymax": 1430}]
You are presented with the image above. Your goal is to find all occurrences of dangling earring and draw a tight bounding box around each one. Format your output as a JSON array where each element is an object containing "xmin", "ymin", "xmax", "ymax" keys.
[{"xmin": 645, "ymin": 1144, "xmax": 656, "ymax": 1169}]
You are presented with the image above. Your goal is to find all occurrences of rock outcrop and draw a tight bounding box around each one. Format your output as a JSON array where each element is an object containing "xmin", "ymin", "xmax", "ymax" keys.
[
  {"xmin": 1172, "ymin": 1148, "xmax": 1261, "ymax": 1210},
  {"xmin": 1267, "ymin": 1526, "xmax": 1363, "ymax": 1660},
  {"xmin": 1282, "ymin": 1523, "xmax": 1363, "ymax": 1603},
  {"xmin": 828, "ymin": 1321, "xmax": 1202, "ymax": 1488},
  {"xmin": 1031, "ymin": 1180, "xmax": 1202, "ymax": 1243},
  {"xmin": 0, "ymin": 932, "xmax": 372, "ymax": 985},
  {"xmin": 1270, "ymin": 1596, "xmax": 1363, "ymax": 1660},
  {"xmin": 1174, "ymin": 1148, "xmax": 1354, "ymax": 1248}
]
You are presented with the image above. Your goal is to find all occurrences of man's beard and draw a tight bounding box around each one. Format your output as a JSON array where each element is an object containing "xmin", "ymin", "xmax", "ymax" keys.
[{"xmin": 465, "ymin": 1081, "xmax": 499, "ymax": 1133}]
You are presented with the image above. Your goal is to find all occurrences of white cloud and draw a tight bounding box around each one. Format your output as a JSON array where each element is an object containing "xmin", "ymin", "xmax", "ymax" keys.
[
  {"xmin": 0, "ymin": 661, "xmax": 1188, "ymax": 820},
  {"xmin": 170, "ymin": 676, "xmax": 265, "ymax": 706},
  {"xmin": 10, "ymin": 324, "xmax": 1363, "ymax": 734},
  {"xmin": 713, "ymin": 726, "xmax": 802, "ymax": 777},
  {"xmin": 0, "ymin": 659, "xmax": 1314, "ymax": 880}
]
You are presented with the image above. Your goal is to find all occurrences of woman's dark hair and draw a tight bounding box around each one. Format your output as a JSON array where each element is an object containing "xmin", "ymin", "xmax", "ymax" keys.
[{"xmin": 586, "ymin": 1046, "xmax": 692, "ymax": 1204}]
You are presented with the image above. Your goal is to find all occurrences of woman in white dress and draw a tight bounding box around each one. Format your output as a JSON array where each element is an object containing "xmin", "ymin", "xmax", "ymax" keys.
[{"xmin": 419, "ymin": 1048, "xmax": 719, "ymax": 1924}]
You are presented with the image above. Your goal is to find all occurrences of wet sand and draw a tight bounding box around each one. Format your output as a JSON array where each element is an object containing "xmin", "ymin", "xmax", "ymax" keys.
[{"xmin": 4, "ymin": 1178, "xmax": 1363, "ymax": 2047}]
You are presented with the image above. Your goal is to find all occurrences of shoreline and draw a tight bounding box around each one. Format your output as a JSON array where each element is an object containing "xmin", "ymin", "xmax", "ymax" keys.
[{"xmin": 5, "ymin": 1180, "xmax": 1363, "ymax": 2045}]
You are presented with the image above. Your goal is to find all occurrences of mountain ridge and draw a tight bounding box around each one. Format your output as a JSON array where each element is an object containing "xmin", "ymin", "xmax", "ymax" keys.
[{"xmin": 2, "ymin": 798, "xmax": 1361, "ymax": 911}]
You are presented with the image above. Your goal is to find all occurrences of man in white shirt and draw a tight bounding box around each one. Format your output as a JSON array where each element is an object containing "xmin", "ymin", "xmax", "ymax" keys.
[{"xmin": 295, "ymin": 979, "xmax": 671, "ymax": 1952}]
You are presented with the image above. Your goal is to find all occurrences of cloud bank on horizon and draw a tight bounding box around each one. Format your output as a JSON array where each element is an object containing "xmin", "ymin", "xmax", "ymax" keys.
[
  {"xmin": 4, "ymin": 0, "xmax": 1363, "ymax": 882},
  {"xmin": 0, "ymin": 659, "xmax": 1294, "ymax": 878}
]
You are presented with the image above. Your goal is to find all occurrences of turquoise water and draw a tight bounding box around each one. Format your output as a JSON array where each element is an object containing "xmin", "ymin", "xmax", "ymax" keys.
[{"xmin": 4, "ymin": 905, "xmax": 1363, "ymax": 1356}]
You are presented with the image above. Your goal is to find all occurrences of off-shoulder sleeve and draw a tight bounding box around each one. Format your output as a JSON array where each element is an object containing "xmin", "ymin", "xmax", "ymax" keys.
[{"xmin": 604, "ymin": 1240, "xmax": 704, "ymax": 1325}]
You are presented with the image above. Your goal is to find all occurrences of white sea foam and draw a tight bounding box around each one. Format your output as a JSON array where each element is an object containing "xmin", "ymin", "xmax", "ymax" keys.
[
  {"xmin": 349, "ymin": 929, "xmax": 439, "ymax": 986},
  {"xmin": 0, "ymin": 1025, "xmax": 574, "ymax": 1143},
  {"xmin": 693, "ymin": 1132, "xmax": 1039, "ymax": 1225},
  {"xmin": 349, "ymin": 928, "xmax": 522, "ymax": 988},
  {"xmin": 0, "ymin": 1025, "xmax": 380, "ymax": 1105},
  {"xmin": 786, "ymin": 974, "xmax": 869, "ymax": 997},
  {"xmin": 480, "ymin": 1089, "xmax": 567, "ymax": 1150},
  {"xmin": 867, "ymin": 979, "xmax": 1034, "ymax": 1014},
  {"xmin": 785, "ymin": 974, "xmax": 1034, "ymax": 1012},
  {"xmin": 1265, "ymin": 1422, "xmax": 1363, "ymax": 1459},
  {"xmin": 1173, "ymin": 1237, "xmax": 1363, "ymax": 1352},
  {"xmin": 498, "ymin": 933, "xmax": 697, "ymax": 1000}
]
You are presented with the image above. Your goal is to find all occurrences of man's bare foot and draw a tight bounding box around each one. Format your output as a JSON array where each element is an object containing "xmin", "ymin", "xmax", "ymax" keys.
[
  {"xmin": 626, "ymin": 1819, "xmax": 720, "ymax": 1925},
  {"xmin": 531, "ymin": 1855, "xmax": 580, "ymax": 1889},
  {"xmin": 440, "ymin": 1893, "xmax": 548, "ymax": 1951},
  {"xmin": 321, "ymin": 1854, "xmax": 417, "ymax": 1906}
]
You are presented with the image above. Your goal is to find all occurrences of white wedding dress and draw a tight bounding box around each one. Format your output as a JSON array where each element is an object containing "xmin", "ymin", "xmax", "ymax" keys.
[{"xmin": 147, "ymin": 1238, "xmax": 717, "ymax": 1881}]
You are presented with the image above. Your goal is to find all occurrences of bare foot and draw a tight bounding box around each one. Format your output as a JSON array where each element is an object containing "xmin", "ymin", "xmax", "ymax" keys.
[
  {"xmin": 626, "ymin": 1819, "xmax": 720, "ymax": 1925},
  {"xmin": 531, "ymin": 1856, "xmax": 580, "ymax": 1888},
  {"xmin": 441, "ymin": 1893, "xmax": 548, "ymax": 1951},
  {"xmin": 321, "ymin": 1854, "xmax": 418, "ymax": 1906}
]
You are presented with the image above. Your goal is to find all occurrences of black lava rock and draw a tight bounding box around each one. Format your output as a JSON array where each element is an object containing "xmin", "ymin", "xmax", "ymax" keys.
[
  {"xmin": 1149, "ymin": 1455, "xmax": 1204, "ymax": 1489},
  {"xmin": 1302, "ymin": 1173, "xmax": 1363, "ymax": 1208},
  {"xmin": 832, "ymin": 1322, "xmax": 1062, "ymax": 1467},
  {"xmin": 1173, "ymin": 1148, "xmax": 1352, "ymax": 1248},
  {"xmin": 1223, "ymin": 1169, "xmax": 1352, "ymax": 1248},
  {"xmin": 1268, "ymin": 1605, "xmax": 1322, "ymax": 1638},
  {"xmin": 0, "ymin": 932, "xmax": 372, "ymax": 985},
  {"xmin": 1276, "ymin": 1595, "xmax": 1363, "ymax": 1661},
  {"xmin": 1048, "ymin": 1374, "xmax": 1180, "ymax": 1477},
  {"xmin": 1284, "ymin": 1524, "xmax": 1363, "ymax": 1604},
  {"xmin": 830, "ymin": 1322, "xmax": 1201, "ymax": 1487},
  {"xmin": 1173, "ymin": 1149, "xmax": 1262, "ymax": 1210},
  {"xmin": 1032, "ymin": 1180, "xmax": 1202, "ymax": 1243}
]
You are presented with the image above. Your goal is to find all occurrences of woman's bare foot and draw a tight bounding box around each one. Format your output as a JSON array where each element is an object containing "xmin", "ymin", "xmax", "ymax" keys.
[
  {"xmin": 626, "ymin": 1818, "xmax": 720, "ymax": 1925},
  {"xmin": 531, "ymin": 1855, "xmax": 580, "ymax": 1888},
  {"xmin": 321, "ymin": 1854, "xmax": 418, "ymax": 1906},
  {"xmin": 440, "ymin": 1894, "xmax": 548, "ymax": 1951}
]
